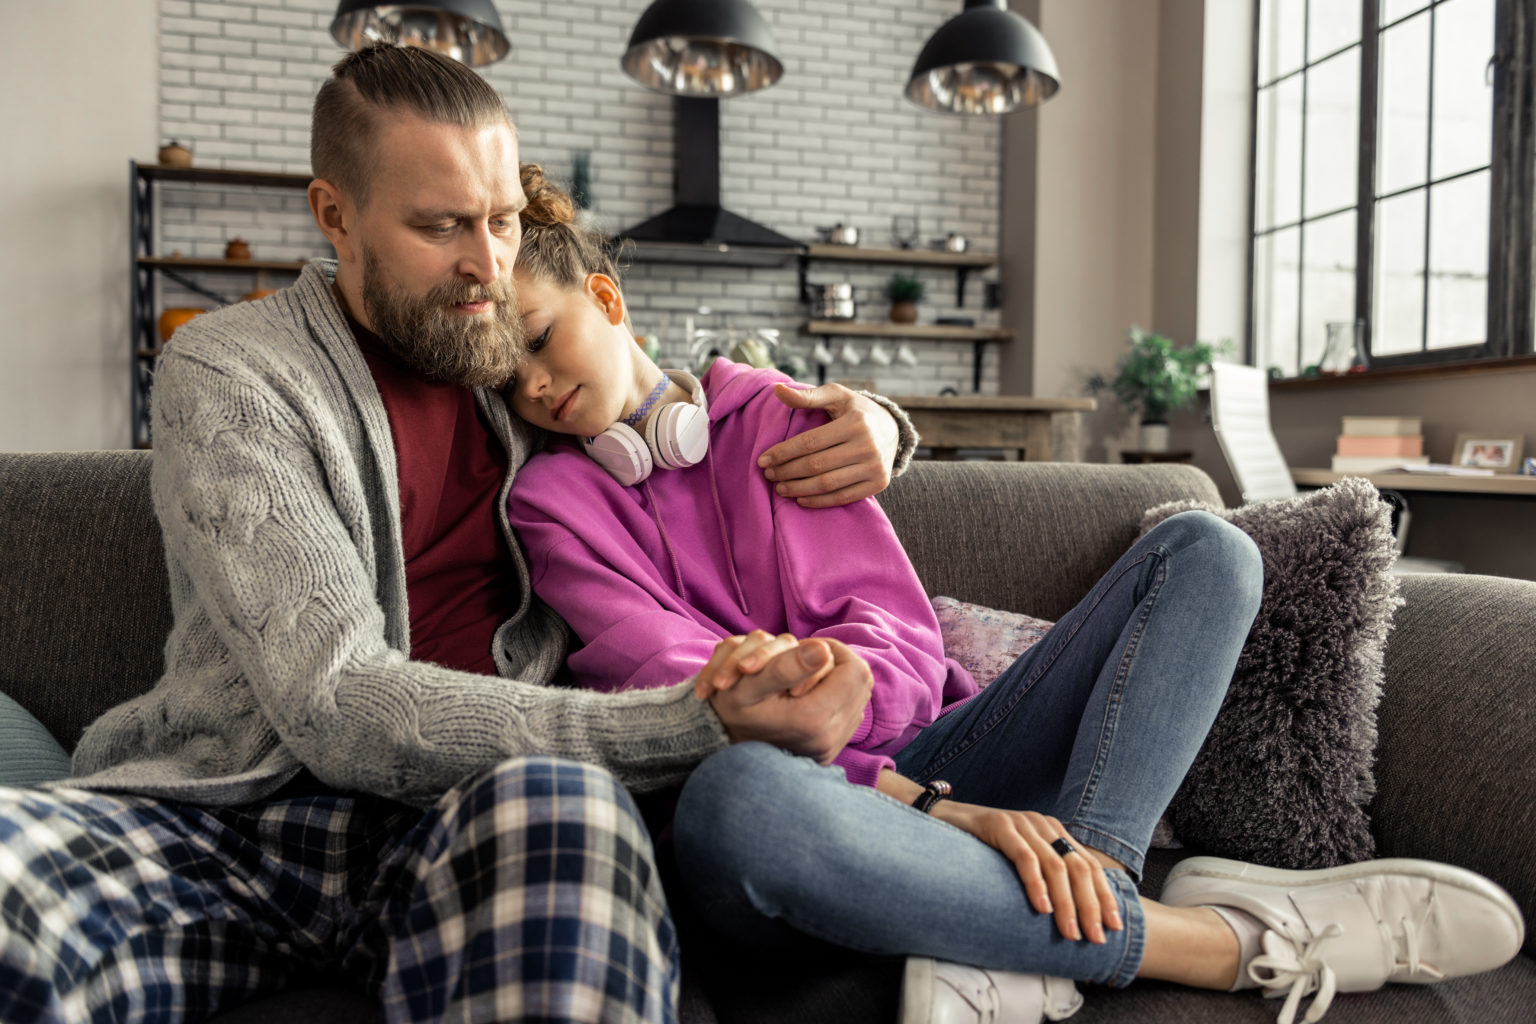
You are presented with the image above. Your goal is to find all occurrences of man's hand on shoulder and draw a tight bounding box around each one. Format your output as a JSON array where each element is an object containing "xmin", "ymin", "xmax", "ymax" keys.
[
  {"xmin": 705, "ymin": 636, "xmax": 872, "ymax": 765},
  {"xmin": 758, "ymin": 382, "xmax": 900, "ymax": 508}
]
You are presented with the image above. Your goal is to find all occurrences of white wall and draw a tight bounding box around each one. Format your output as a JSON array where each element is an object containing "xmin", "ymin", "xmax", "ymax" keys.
[
  {"xmin": 0, "ymin": 2, "xmax": 158, "ymax": 451},
  {"xmin": 1001, "ymin": 0, "xmax": 1161, "ymax": 461},
  {"xmin": 1000, "ymin": 0, "xmax": 1252, "ymax": 462}
]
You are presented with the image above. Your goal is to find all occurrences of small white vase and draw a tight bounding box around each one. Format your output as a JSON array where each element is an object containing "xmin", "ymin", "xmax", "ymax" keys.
[{"xmin": 1139, "ymin": 422, "xmax": 1170, "ymax": 452}]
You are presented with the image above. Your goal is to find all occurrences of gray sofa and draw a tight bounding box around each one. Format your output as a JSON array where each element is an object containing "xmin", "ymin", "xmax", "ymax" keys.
[{"xmin": 2, "ymin": 450, "xmax": 1533, "ymax": 1023}]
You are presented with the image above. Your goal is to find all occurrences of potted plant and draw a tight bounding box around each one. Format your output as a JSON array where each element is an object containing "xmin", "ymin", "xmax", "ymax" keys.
[
  {"xmin": 1087, "ymin": 326, "xmax": 1231, "ymax": 451},
  {"xmin": 887, "ymin": 273, "xmax": 924, "ymax": 324}
]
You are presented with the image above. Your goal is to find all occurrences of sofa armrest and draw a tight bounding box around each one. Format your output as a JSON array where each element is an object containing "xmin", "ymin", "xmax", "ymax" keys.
[
  {"xmin": 880, "ymin": 461, "xmax": 1222, "ymax": 621},
  {"xmin": 0, "ymin": 450, "xmax": 171, "ymax": 750},
  {"xmin": 1371, "ymin": 572, "xmax": 1536, "ymax": 954}
]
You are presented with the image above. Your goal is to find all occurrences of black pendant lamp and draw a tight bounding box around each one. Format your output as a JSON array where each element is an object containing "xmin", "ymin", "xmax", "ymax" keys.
[
  {"xmin": 907, "ymin": 0, "xmax": 1060, "ymax": 115},
  {"xmin": 622, "ymin": 0, "xmax": 784, "ymax": 97},
  {"xmin": 330, "ymin": 0, "xmax": 510, "ymax": 67}
]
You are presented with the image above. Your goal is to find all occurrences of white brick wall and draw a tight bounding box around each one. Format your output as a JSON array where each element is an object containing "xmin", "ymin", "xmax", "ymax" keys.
[{"xmin": 155, "ymin": 0, "xmax": 1004, "ymax": 395}]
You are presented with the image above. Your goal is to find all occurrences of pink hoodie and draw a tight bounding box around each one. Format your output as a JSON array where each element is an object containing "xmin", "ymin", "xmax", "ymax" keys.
[{"xmin": 507, "ymin": 360, "xmax": 977, "ymax": 788}]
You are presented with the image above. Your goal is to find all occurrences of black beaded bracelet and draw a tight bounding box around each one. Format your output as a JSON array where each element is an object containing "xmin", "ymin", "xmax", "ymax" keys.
[{"xmin": 912, "ymin": 779, "xmax": 953, "ymax": 814}]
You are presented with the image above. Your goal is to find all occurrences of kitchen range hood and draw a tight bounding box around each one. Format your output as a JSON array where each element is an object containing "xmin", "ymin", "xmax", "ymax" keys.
[{"xmin": 617, "ymin": 97, "xmax": 804, "ymax": 266}]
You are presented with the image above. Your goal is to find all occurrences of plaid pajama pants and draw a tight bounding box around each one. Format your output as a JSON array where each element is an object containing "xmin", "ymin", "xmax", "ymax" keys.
[{"xmin": 0, "ymin": 757, "xmax": 678, "ymax": 1024}]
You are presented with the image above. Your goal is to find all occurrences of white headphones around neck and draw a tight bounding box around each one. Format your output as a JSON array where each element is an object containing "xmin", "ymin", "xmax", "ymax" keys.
[{"xmin": 581, "ymin": 369, "xmax": 709, "ymax": 486}]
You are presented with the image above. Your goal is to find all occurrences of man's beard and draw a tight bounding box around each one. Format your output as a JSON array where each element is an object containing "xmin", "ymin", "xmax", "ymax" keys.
[{"xmin": 359, "ymin": 246, "xmax": 525, "ymax": 388}]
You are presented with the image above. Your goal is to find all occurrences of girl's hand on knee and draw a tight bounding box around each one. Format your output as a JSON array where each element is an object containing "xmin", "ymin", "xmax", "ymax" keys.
[
  {"xmin": 693, "ymin": 631, "xmax": 801, "ymax": 699},
  {"xmin": 932, "ymin": 803, "xmax": 1121, "ymax": 945}
]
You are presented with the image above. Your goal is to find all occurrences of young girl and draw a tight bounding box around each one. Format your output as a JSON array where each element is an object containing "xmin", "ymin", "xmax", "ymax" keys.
[{"xmin": 504, "ymin": 165, "xmax": 1522, "ymax": 1024}]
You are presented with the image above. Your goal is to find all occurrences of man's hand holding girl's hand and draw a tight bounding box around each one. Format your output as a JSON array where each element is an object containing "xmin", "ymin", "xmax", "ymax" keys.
[
  {"xmin": 693, "ymin": 629, "xmax": 834, "ymax": 699},
  {"xmin": 699, "ymin": 631, "xmax": 873, "ymax": 765}
]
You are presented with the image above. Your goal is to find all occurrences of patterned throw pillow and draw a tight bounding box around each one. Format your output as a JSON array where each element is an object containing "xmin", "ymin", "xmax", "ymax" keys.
[{"xmin": 930, "ymin": 595, "xmax": 1053, "ymax": 686}]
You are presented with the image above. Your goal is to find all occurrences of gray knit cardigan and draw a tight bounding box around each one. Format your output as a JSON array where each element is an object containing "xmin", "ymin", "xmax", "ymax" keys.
[{"xmin": 67, "ymin": 261, "xmax": 739, "ymax": 807}]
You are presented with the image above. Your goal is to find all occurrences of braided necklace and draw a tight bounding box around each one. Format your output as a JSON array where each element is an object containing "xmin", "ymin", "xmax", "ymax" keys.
[{"xmin": 623, "ymin": 376, "xmax": 670, "ymax": 428}]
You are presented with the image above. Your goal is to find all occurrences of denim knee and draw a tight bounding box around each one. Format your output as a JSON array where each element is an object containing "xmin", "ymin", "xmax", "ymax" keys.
[
  {"xmin": 674, "ymin": 743, "xmax": 825, "ymax": 899},
  {"xmin": 674, "ymin": 743, "xmax": 790, "ymax": 850},
  {"xmin": 1151, "ymin": 510, "xmax": 1263, "ymax": 613}
]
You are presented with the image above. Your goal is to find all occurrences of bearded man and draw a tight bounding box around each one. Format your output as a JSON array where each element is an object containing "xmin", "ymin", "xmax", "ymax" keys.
[{"xmin": 0, "ymin": 44, "xmax": 914, "ymax": 1023}]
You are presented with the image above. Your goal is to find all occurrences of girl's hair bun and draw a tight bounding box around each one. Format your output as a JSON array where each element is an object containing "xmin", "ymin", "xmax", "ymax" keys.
[{"xmin": 519, "ymin": 162, "xmax": 575, "ymax": 228}]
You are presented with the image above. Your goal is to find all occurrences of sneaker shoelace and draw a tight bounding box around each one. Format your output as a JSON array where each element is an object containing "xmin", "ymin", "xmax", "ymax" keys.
[
  {"xmin": 940, "ymin": 968, "xmax": 1001, "ymax": 1022},
  {"xmin": 1248, "ymin": 925, "xmax": 1341, "ymax": 1024},
  {"xmin": 1251, "ymin": 915, "xmax": 1446, "ymax": 1024}
]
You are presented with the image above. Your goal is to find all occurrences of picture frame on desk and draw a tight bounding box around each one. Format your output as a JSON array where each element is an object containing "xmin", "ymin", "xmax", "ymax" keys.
[{"xmin": 1452, "ymin": 433, "xmax": 1524, "ymax": 473}]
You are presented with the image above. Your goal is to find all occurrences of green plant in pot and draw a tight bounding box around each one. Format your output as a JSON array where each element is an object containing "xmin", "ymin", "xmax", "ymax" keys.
[
  {"xmin": 887, "ymin": 273, "xmax": 924, "ymax": 324},
  {"xmin": 1087, "ymin": 326, "xmax": 1231, "ymax": 451}
]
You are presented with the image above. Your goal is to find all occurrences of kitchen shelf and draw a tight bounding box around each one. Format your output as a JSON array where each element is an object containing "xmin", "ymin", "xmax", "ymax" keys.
[
  {"xmin": 623, "ymin": 240, "xmax": 804, "ymax": 267},
  {"xmin": 803, "ymin": 320, "xmax": 1011, "ymax": 342},
  {"xmin": 137, "ymin": 164, "xmax": 313, "ymax": 189},
  {"xmin": 803, "ymin": 321, "xmax": 1012, "ymax": 391},
  {"xmin": 803, "ymin": 243, "xmax": 998, "ymax": 268},
  {"xmin": 137, "ymin": 256, "xmax": 309, "ymax": 273},
  {"xmin": 597, "ymin": 232, "xmax": 1005, "ymax": 391},
  {"xmin": 798, "ymin": 244, "xmax": 1002, "ymax": 390},
  {"xmin": 799, "ymin": 245, "xmax": 997, "ymax": 308},
  {"xmin": 130, "ymin": 160, "xmax": 320, "ymax": 447}
]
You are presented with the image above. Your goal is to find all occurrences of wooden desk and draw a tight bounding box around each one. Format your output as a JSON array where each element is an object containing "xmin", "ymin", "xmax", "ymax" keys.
[
  {"xmin": 888, "ymin": 395, "xmax": 1097, "ymax": 462},
  {"xmin": 1121, "ymin": 450, "xmax": 1194, "ymax": 465},
  {"xmin": 1291, "ymin": 468, "xmax": 1536, "ymax": 497}
]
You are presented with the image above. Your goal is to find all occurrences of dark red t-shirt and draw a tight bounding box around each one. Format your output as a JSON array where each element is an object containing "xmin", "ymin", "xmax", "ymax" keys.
[{"xmin": 349, "ymin": 317, "xmax": 517, "ymax": 675}]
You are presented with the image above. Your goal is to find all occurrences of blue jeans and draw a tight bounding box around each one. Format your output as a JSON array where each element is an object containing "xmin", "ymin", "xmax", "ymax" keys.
[{"xmin": 671, "ymin": 511, "xmax": 1263, "ymax": 987}]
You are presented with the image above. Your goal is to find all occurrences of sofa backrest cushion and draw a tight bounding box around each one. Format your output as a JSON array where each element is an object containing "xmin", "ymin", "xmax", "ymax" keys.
[
  {"xmin": 880, "ymin": 461, "xmax": 1222, "ymax": 621},
  {"xmin": 0, "ymin": 450, "xmax": 172, "ymax": 752}
]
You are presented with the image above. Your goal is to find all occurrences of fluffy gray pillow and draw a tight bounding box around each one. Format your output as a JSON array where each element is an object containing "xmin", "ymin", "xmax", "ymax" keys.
[{"xmin": 1140, "ymin": 477, "xmax": 1402, "ymax": 868}]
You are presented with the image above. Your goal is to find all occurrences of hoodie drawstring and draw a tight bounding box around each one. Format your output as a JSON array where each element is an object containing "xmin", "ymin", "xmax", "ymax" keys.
[
  {"xmin": 641, "ymin": 477, "xmax": 688, "ymax": 601},
  {"xmin": 707, "ymin": 451, "xmax": 750, "ymax": 613}
]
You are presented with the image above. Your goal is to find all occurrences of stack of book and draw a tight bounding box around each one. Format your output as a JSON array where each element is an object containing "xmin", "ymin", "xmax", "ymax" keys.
[{"xmin": 1331, "ymin": 416, "xmax": 1430, "ymax": 473}]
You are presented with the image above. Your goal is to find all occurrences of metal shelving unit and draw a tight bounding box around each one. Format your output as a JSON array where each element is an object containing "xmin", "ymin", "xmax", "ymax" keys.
[{"xmin": 129, "ymin": 162, "xmax": 314, "ymax": 447}]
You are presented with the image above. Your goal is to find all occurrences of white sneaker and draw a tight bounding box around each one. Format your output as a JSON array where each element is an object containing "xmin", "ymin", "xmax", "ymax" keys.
[
  {"xmin": 899, "ymin": 957, "xmax": 1083, "ymax": 1024},
  {"xmin": 1162, "ymin": 856, "xmax": 1525, "ymax": 1024}
]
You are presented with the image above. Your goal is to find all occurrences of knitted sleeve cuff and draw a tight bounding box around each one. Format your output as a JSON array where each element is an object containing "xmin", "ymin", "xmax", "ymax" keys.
[{"xmin": 858, "ymin": 390, "xmax": 919, "ymax": 478}]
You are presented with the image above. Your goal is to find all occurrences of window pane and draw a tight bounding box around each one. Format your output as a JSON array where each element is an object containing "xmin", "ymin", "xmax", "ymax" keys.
[
  {"xmin": 1310, "ymin": 0, "xmax": 1361, "ymax": 59},
  {"xmin": 1372, "ymin": 189, "xmax": 1426, "ymax": 356},
  {"xmin": 1254, "ymin": 227, "xmax": 1301, "ymax": 375},
  {"xmin": 1255, "ymin": 77, "xmax": 1304, "ymax": 230},
  {"xmin": 1427, "ymin": 170, "xmax": 1489, "ymax": 348},
  {"xmin": 1431, "ymin": 0, "xmax": 1495, "ymax": 181},
  {"xmin": 1380, "ymin": 0, "xmax": 1429, "ymax": 26},
  {"xmin": 1378, "ymin": 10, "xmax": 1430, "ymax": 195},
  {"xmin": 1300, "ymin": 212, "xmax": 1358, "ymax": 371},
  {"xmin": 1259, "ymin": 0, "xmax": 1306, "ymax": 84},
  {"xmin": 1304, "ymin": 49, "xmax": 1360, "ymax": 217}
]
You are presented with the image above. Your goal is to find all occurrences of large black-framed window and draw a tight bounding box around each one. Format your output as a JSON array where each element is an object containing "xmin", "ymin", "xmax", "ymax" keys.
[{"xmin": 1249, "ymin": 0, "xmax": 1534, "ymax": 376}]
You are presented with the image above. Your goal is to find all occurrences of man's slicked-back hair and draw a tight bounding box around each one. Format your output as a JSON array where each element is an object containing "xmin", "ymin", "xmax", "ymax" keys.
[{"xmin": 311, "ymin": 43, "xmax": 513, "ymax": 206}]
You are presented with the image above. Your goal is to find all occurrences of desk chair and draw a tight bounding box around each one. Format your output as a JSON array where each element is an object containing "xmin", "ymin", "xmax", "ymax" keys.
[{"xmin": 1208, "ymin": 362, "xmax": 1461, "ymax": 573}]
